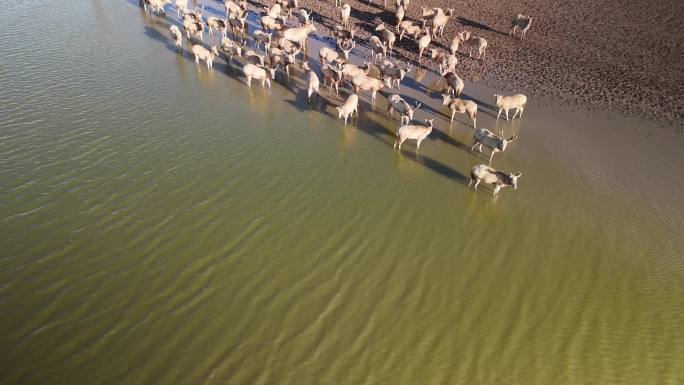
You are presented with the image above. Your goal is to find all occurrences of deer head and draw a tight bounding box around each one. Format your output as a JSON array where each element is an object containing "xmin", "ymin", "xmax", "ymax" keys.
[{"xmin": 510, "ymin": 172, "xmax": 522, "ymax": 189}]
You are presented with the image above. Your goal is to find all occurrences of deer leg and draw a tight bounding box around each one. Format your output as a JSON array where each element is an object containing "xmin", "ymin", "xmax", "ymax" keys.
[
  {"xmin": 505, "ymin": 109, "xmax": 510, "ymax": 121},
  {"xmin": 497, "ymin": 109, "xmax": 502, "ymax": 120},
  {"xmin": 493, "ymin": 185, "xmax": 501, "ymax": 197},
  {"xmin": 473, "ymin": 179, "xmax": 480, "ymax": 191}
]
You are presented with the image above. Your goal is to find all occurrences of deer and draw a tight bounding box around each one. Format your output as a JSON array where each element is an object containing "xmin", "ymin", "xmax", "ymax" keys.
[
  {"xmin": 470, "ymin": 164, "xmax": 522, "ymax": 197},
  {"xmin": 387, "ymin": 94, "xmax": 421, "ymax": 125},
  {"xmin": 394, "ymin": 118, "xmax": 434, "ymax": 151},
  {"xmin": 471, "ymin": 129, "xmax": 518, "ymax": 164}
]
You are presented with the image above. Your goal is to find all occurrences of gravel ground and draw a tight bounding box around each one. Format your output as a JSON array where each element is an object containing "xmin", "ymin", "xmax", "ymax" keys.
[{"xmin": 244, "ymin": 0, "xmax": 683, "ymax": 126}]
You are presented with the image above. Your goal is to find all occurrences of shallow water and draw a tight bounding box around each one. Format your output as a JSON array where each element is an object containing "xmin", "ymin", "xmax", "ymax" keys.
[{"xmin": 0, "ymin": 1, "xmax": 682, "ymax": 384}]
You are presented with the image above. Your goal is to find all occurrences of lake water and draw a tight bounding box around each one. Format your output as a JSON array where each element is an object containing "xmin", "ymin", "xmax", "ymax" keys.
[{"xmin": 0, "ymin": 1, "xmax": 682, "ymax": 384}]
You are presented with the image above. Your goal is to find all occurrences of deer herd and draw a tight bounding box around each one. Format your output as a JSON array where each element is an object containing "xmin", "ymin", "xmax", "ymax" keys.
[{"xmin": 140, "ymin": 0, "xmax": 534, "ymax": 198}]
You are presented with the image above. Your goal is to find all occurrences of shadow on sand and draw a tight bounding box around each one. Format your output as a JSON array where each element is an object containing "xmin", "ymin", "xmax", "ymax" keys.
[{"xmin": 457, "ymin": 17, "xmax": 508, "ymax": 36}]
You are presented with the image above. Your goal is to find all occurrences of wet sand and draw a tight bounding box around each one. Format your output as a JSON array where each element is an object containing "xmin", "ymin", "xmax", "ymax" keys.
[{"xmin": 247, "ymin": 0, "xmax": 683, "ymax": 127}]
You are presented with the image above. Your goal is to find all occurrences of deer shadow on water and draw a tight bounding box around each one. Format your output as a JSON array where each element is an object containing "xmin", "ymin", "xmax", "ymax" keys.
[
  {"xmin": 144, "ymin": 24, "xmax": 227, "ymax": 64},
  {"xmin": 280, "ymin": 84, "xmax": 469, "ymax": 186},
  {"xmin": 352, "ymin": 112, "xmax": 470, "ymax": 186},
  {"xmin": 251, "ymin": 73, "xmax": 471, "ymax": 185},
  {"xmin": 400, "ymin": 149, "xmax": 470, "ymax": 185},
  {"xmin": 145, "ymin": 25, "xmax": 186, "ymax": 54},
  {"xmin": 469, "ymin": 97, "xmax": 498, "ymax": 117},
  {"xmin": 430, "ymin": 128, "xmax": 472, "ymax": 153},
  {"xmin": 283, "ymin": 96, "xmax": 330, "ymax": 117}
]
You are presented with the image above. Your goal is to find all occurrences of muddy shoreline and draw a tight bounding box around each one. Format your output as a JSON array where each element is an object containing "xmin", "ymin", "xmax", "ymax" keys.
[
  {"xmin": 240, "ymin": 0, "xmax": 682, "ymax": 129},
  {"xmin": 170, "ymin": 0, "xmax": 684, "ymax": 229},
  {"xmin": 156, "ymin": 0, "xmax": 684, "ymax": 222}
]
